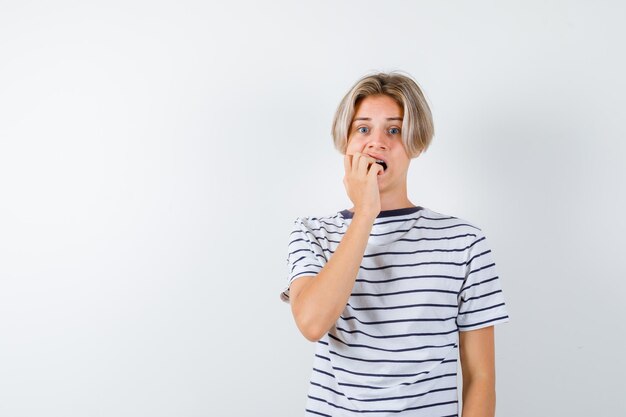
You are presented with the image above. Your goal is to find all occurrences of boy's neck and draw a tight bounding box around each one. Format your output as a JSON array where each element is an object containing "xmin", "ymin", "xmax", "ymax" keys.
[{"xmin": 348, "ymin": 197, "xmax": 417, "ymax": 213}]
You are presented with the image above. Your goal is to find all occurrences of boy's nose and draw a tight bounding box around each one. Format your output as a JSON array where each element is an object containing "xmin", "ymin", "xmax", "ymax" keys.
[
  {"xmin": 369, "ymin": 130, "xmax": 389, "ymax": 148},
  {"xmin": 366, "ymin": 136, "xmax": 388, "ymax": 151}
]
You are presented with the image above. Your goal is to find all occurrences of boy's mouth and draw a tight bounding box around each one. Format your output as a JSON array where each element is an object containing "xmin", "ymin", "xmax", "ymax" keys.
[{"xmin": 364, "ymin": 153, "xmax": 388, "ymax": 172}]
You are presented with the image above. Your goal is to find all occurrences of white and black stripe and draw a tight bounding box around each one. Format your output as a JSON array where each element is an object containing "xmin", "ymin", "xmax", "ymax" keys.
[{"xmin": 281, "ymin": 206, "xmax": 510, "ymax": 416}]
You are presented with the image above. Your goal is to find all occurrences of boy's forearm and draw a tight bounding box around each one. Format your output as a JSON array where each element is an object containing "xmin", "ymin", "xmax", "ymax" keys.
[
  {"xmin": 295, "ymin": 213, "xmax": 375, "ymax": 340},
  {"xmin": 461, "ymin": 377, "xmax": 495, "ymax": 417}
]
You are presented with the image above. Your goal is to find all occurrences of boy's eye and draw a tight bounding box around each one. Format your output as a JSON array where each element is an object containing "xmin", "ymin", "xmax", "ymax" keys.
[
  {"xmin": 389, "ymin": 127, "xmax": 400, "ymax": 134},
  {"xmin": 357, "ymin": 126, "xmax": 369, "ymax": 134}
]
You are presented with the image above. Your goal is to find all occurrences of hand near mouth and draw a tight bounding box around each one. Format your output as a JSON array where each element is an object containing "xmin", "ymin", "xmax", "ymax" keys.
[
  {"xmin": 375, "ymin": 160, "xmax": 387, "ymax": 171},
  {"xmin": 363, "ymin": 153, "xmax": 388, "ymax": 172},
  {"xmin": 343, "ymin": 152, "xmax": 383, "ymax": 219}
]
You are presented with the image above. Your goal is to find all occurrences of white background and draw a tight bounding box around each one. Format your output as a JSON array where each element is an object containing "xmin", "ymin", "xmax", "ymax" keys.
[{"xmin": 1, "ymin": 1, "xmax": 625, "ymax": 416}]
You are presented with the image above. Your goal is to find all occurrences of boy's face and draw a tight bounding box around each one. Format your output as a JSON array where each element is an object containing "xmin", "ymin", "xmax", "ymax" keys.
[{"xmin": 346, "ymin": 94, "xmax": 411, "ymax": 192}]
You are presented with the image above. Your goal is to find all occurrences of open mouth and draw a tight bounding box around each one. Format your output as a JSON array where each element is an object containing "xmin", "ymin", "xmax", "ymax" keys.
[{"xmin": 375, "ymin": 160, "xmax": 387, "ymax": 171}]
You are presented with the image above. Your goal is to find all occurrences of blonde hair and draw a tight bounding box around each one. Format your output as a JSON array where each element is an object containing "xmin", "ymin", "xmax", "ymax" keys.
[{"xmin": 331, "ymin": 71, "xmax": 434, "ymax": 158}]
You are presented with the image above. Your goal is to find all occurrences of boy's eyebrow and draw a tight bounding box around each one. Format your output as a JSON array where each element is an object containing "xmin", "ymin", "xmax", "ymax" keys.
[{"xmin": 352, "ymin": 117, "xmax": 403, "ymax": 122}]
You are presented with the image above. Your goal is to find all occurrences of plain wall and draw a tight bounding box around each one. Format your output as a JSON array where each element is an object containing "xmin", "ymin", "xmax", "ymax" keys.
[{"xmin": 1, "ymin": 1, "xmax": 625, "ymax": 416}]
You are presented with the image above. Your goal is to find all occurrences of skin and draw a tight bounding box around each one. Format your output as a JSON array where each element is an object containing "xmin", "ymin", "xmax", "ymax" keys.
[
  {"xmin": 344, "ymin": 94, "xmax": 418, "ymax": 213},
  {"xmin": 460, "ymin": 326, "xmax": 497, "ymax": 417}
]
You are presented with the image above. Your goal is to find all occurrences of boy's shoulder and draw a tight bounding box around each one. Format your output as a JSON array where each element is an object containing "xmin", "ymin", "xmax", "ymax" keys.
[
  {"xmin": 293, "ymin": 210, "xmax": 345, "ymax": 229},
  {"xmin": 420, "ymin": 206, "xmax": 485, "ymax": 236}
]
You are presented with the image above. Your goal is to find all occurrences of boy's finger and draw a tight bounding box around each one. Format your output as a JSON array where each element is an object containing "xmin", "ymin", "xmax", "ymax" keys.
[
  {"xmin": 368, "ymin": 161, "xmax": 382, "ymax": 178},
  {"xmin": 358, "ymin": 154, "xmax": 376, "ymax": 176},
  {"xmin": 351, "ymin": 152, "xmax": 362, "ymax": 174},
  {"xmin": 344, "ymin": 154, "xmax": 351, "ymax": 172},
  {"xmin": 357, "ymin": 153, "xmax": 371, "ymax": 175}
]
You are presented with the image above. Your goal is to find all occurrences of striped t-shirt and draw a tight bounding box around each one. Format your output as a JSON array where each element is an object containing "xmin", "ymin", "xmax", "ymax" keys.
[{"xmin": 280, "ymin": 205, "xmax": 510, "ymax": 417}]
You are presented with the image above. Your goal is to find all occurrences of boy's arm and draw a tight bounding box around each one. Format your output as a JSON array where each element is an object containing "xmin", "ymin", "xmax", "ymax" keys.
[
  {"xmin": 289, "ymin": 152, "xmax": 382, "ymax": 342},
  {"xmin": 459, "ymin": 326, "xmax": 496, "ymax": 417},
  {"xmin": 289, "ymin": 212, "xmax": 376, "ymax": 342}
]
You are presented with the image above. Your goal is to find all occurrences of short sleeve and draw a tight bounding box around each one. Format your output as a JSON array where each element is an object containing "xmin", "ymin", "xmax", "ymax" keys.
[
  {"xmin": 279, "ymin": 217, "xmax": 325, "ymax": 304},
  {"xmin": 456, "ymin": 229, "xmax": 510, "ymax": 331}
]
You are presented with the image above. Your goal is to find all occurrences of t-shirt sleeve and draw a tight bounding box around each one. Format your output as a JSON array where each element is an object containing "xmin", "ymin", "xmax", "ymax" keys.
[
  {"xmin": 456, "ymin": 229, "xmax": 510, "ymax": 331},
  {"xmin": 279, "ymin": 217, "xmax": 325, "ymax": 304}
]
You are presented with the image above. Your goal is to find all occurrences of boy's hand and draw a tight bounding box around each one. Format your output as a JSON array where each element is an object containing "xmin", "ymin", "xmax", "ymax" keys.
[{"xmin": 343, "ymin": 152, "xmax": 382, "ymax": 219}]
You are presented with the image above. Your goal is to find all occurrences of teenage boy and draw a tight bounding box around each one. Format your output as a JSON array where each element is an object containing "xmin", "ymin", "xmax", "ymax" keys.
[{"xmin": 281, "ymin": 72, "xmax": 509, "ymax": 417}]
